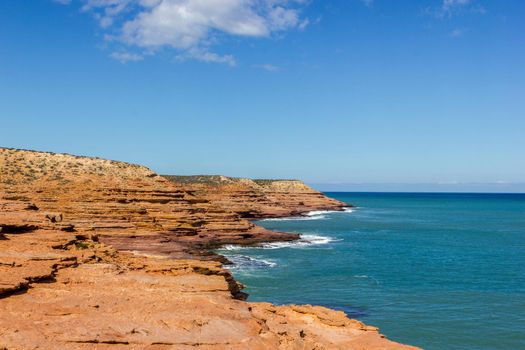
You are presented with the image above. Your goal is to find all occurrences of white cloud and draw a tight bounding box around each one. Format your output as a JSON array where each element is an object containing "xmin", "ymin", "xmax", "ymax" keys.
[
  {"xmin": 442, "ymin": 0, "xmax": 471, "ymax": 11},
  {"xmin": 450, "ymin": 28, "xmax": 464, "ymax": 37},
  {"xmin": 82, "ymin": 0, "xmax": 132, "ymax": 28},
  {"xmin": 176, "ymin": 48, "xmax": 236, "ymax": 66},
  {"xmin": 80, "ymin": 0, "xmax": 309, "ymax": 64},
  {"xmin": 253, "ymin": 63, "xmax": 280, "ymax": 71},
  {"xmin": 110, "ymin": 51, "xmax": 144, "ymax": 62},
  {"xmin": 426, "ymin": 0, "xmax": 484, "ymax": 18},
  {"xmin": 360, "ymin": 0, "xmax": 374, "ymax": 7}
]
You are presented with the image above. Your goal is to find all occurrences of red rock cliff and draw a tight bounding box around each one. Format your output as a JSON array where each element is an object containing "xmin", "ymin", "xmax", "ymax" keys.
[
  {"xmin": 0, "ymin": 148, "xmax": 418, "ymax": 349},
  {"xmin": 164, "ymin": 175, "xmax": 348, "ymax": 218}
]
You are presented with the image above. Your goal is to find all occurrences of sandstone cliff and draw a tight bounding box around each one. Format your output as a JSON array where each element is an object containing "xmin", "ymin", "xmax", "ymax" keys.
[
  {"xmin": 0, "ymin": 147, "xmax": 417, "ymax": 349},
  {"xmin": 164, "ymin": 175, "xmax": 347, "ymax": 219}
]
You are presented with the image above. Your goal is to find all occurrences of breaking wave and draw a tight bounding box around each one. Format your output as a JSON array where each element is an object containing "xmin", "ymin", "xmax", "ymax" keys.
[
  {"xmin": 261, "ymin": 215, "xmax": 326, "ymax": 222},
  {"xmin": 261, "ymin": 234, "xmax": 340, "ymax": 249},
  {"xmin": 261, "ymin": 207, "xmax": 356, "ymax": 222},
  {"xmin": 305, "ymin": 210, "xmax": 334, "ymax": 216},
  {"xmin": 225, "ymin": 255, "xmax": 277, "ymax": 270},
  {"xmin": 221, "ymin": 234, "xmax": 340, "ymax": 251}
]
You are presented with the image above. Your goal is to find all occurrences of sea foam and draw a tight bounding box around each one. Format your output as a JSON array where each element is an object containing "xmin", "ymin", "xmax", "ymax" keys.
[
  {"xmin": 261, "ymin": 234, "xmax": 340, "ymax": 249},
  {"xmin": 226, "ymin": 255, "xmax": 277, "ymax": 270},
  {"xmin": 260, "ymin": 207, "xmax": 355, "ymax": 222},
  {"xmin": 261, "ymin": 215, "xmax": 326, "ymax": 222},
  {"xmin": 220, "ymin": 234, "xmax": 340, "ymax": 251}
]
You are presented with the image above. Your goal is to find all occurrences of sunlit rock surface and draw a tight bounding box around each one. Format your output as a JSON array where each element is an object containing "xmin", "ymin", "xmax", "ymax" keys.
[{"xmin": 164, "ymin": 175, "xmax": 347, "ymax": 219}]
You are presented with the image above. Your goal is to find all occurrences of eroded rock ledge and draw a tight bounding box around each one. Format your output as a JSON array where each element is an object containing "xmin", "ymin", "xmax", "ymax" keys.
[
  {"xmin": 164, "ymin": 175, "xmax": 348, "ymax": 219},
  {"xmin": 0, "ymin": 147, "xmax": 417, "ymax": 349}
]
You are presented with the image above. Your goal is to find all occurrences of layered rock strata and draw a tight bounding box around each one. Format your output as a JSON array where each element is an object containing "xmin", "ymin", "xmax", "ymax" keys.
[
  {"xmin": 0, "ymin": 147, "xmax": 417, "ymax": 349},
  {"xmin": 164, "ymin": 175, "xmax": 347, "ymax": 219}
]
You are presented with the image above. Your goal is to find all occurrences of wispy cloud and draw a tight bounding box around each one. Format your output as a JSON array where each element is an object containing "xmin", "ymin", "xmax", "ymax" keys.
[
  {"xmin": 450, "ymin": 28, "xmax": 465, "ymax": 37},
  {"xmin": 427, "ymin": 0, "xmax": 486, "ymax": 18},
  {"xmin": 110, "ymin": 51, "xmax": 144, "ymax": 62},
  {"xmin": 58, "ymin": 0, "xmax": 309, "ymax": 64},
  {"xmin": 360, "ymin": 0, "xmax": 374, "ymax": 8},
  {"xmin": 253, "ymin": 63, "xmax": 280, "ymax": 72},
  {"xmin": 442, "ymin": 0, "xmax": 471, "ymax": 11},
  {"xmin": 176, "ymin": 48, "xmax": 236, "ymax": 66}
]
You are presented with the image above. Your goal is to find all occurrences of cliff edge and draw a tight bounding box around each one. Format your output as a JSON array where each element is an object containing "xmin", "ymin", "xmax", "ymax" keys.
[{"xmin": 164, "ymin": 175, "xmax": 347, "ymax": 219}]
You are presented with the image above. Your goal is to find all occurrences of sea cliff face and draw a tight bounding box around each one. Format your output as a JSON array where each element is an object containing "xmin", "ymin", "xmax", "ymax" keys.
[
  {"xmin": 164, "ymin": 175, "xmax": 347, "ymax": 219},
  {"xmin": 0, "ymin": 147, "xmax": 417, "ymax": 349}
]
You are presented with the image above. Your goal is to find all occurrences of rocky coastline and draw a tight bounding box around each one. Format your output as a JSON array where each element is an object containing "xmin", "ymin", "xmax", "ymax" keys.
[
  {"xmin": 163, "ymin": 175, "xmax": 349, "ymax": 219},
  {"xmin": 0, "ymin": 147, "xmax": 418, "ymax": 349}
]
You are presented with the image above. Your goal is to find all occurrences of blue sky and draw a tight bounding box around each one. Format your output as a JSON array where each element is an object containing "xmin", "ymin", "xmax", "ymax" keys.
[{"xmin": 1, "ymin": 0, "xmax": 524, "ymax": 191}]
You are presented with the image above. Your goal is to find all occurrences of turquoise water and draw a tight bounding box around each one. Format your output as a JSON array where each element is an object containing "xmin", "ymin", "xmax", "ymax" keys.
[{"xmin": 217, "ymin": 193, "xmax": 525, "ymax": 349}]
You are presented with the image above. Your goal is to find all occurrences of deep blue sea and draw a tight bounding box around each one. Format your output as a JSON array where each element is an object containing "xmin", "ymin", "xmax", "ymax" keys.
[{"xmin": 217, "ymin": 193, "xmax": 525, "ymax": 350}]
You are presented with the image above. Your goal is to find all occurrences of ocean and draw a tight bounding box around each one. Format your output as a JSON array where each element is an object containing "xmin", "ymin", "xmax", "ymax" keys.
[{"xmin": 217, "ymin": 193, "xmax": 525, "ymax": 349}]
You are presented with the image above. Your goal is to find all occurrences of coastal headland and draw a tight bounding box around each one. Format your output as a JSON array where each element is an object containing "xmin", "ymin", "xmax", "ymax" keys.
[
  {"xmin": 163, "ymin": 175, "xmax": 348, "ymax": 219},
  {"xmin": 0, "ymin": 147, "xmax": 418, "ymax": 349}
]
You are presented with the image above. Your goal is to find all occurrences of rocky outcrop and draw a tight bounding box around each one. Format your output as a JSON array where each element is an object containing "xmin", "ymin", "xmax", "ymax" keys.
[
  {"xmin": 0, "ymin": 148, "xmax": 298, "ymax": 255},
  {"xmin": 164, "ymin": 175, "xmax": 348, "ymax": 219},
  {"xmin": 0, "ymin": 147, "xmax": 417, "ymax": 349}
]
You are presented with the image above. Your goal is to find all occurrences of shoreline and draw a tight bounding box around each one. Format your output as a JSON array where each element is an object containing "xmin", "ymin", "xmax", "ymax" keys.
[
  {"xmin": 0, "ymin": 147, "xmax": 417, "ymax": 349},
  {"xmin": 214, "ymin": 207, "xmax": 356, "ymax": 302}
]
